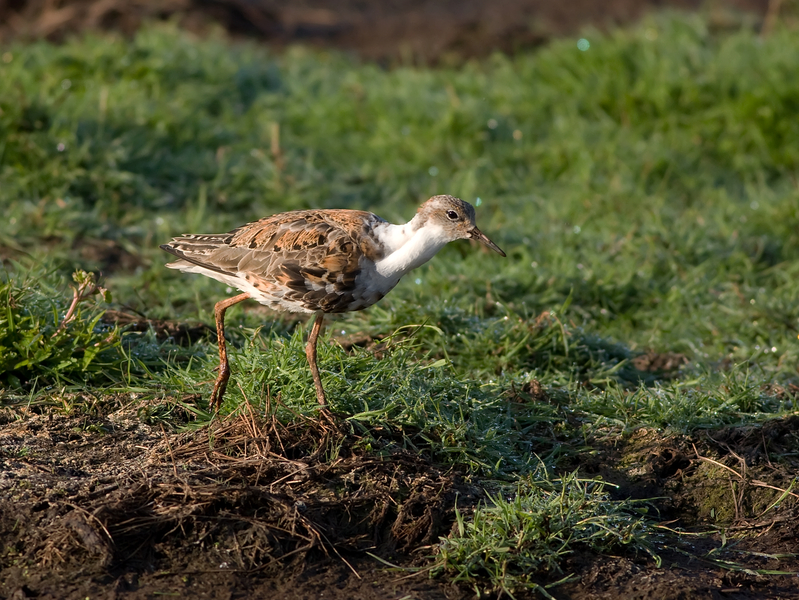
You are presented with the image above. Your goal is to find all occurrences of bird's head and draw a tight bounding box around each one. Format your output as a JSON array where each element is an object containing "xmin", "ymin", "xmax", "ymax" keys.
[{"xmin": 417, "ymin": 195, "xmax": 506, "ymax": 257}]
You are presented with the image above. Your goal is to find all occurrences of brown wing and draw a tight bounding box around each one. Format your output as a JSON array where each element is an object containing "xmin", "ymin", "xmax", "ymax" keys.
[{"xmin": 162, "ymin": 210, "xmax": 387, "ymax": 313}]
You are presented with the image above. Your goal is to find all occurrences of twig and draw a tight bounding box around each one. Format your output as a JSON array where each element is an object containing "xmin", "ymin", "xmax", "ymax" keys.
[
  {"xmin": 270, "ymin": 122, "xmax": 284, "ymax": 171},
  {"xmin": 692, "ymin": 444, "xmax": 743, "ymax": 479},
  {"xmin": 727, "ymin": 514, "xmax": 796, "ymax": 531},
  {"xmin": 751, "ymin": 479, "xmax": 799, "ymax": 500},
  {"xmin": 52, "ymin": 271, "xmax": 109, "ymax": 337},
  {"xmin": 693, "ymin": 444, "xmax": 799, "ymax": 524},
  {"xmin": 729, "ymin": 477, "xmax": 741, "ymax": 521},
  {"xmin": 316, "ymin": 527, "xmax": 362, "ymax": 579},
  {"xmin": 160, "ymin": 424, "xmax": 180, "ymax": 479},
  {"xmin": 63, "ymin": 502, "xmax": 114, "ymax": 546}
]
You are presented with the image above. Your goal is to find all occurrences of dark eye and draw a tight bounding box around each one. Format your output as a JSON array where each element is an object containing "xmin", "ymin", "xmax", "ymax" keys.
[{"xmin": 446, "ymin": 210, "xmax": 459, "ymax": 220}]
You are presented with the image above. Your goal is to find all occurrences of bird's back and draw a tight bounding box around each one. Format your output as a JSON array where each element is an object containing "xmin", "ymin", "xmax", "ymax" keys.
[{"xmin": 161, "ymin": 209, "xmax": 390, "ymax": 314}]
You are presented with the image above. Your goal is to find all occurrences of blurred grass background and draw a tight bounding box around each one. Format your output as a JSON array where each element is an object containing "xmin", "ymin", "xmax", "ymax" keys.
[{"xmin": 2, "ymin": 13, "xmax": 797, "ymax": 366}]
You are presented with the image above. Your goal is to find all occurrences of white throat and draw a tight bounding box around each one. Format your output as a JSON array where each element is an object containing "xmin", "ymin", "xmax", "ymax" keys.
[{"xmin": 373, "ymin": 220, "xmax": 451, "ymax": 281}]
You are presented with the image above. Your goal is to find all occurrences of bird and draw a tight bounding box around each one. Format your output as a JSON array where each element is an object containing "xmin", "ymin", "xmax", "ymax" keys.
[{"xmin": 160, "ymin": 194, "xmax": 505, "ymax": 416}]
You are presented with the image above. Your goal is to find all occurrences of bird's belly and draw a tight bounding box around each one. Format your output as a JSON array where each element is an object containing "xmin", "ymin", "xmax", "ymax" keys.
[
  {"xmin": 341, "ymin": 268, "xmax": 401, "ymax": 312},
  {"xmin": 169, "ymin": 261, "xmax": 317, "ymax": 314},
  {"xmin": 247, "ymin": 268, "xmax": 398, "ymax": 314},
  {"xmin": 171, "ymin": 259, "xmax": 400, "ymax": 315}
]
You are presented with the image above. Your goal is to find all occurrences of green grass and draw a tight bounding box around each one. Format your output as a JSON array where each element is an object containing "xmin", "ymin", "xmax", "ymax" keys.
[
  {"xmin": 2, "ymin": 10, "xmax": 799, "ymax": 592},
  {"xmin": 434, "ymin": 470, "xmax": 658, "ymax": 598},
  {"xmin": 0, "ymin": 266, "xmax": 120, "ymax": 388}
]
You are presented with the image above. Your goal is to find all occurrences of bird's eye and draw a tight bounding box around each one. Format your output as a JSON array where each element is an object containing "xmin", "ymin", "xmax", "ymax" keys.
[{"xmin": 446, "ymin": 210, "xmax": 459, "ymax": 220}]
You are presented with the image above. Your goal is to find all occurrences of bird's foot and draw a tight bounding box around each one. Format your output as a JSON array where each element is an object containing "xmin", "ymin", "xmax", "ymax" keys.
[
  {"xmin": 318, "ymin": 406, "xmax": 338, "ymax": 427},
  {"xmin": 209, "ymin": 372, "xmax": 230, "ymax": 413}
]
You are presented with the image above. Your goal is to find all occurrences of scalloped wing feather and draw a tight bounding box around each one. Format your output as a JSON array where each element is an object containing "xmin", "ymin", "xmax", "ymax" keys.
[{"xmin": 161, "ymin": 210, "xmax": 389, "ymax": 313}]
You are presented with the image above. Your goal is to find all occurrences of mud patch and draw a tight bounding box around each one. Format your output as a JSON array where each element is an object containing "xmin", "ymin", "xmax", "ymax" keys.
[
  {"xmin": 632, "ymin": 351, "xmax": 689, "ymax": 378},
  {"xmin": 74, "ymin": 238, "xmax": 143, "ymax": 275},
  {"xmin": 0, "ymin": 408, "xmax": 472, "ymax": 599},
  {"xmin": 1, "ymin": 407, "xmax": 799, "ymax": 599},
  {"xmin": 560, "ymin": 422, "xmax": 799, "ymax": 599},
  {"xmin": 103, "ymin": 309, "xmax": 213, "ymax": 345}
]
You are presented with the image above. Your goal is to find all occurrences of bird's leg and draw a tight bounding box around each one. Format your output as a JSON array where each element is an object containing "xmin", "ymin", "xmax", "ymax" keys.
[
  {"xmin": 210, "ymin": 292, "xmax": 250, "ymax": 411},
  {"xmin": 305, "ymin": 312, "xmax": 327, "ymax": 407}
]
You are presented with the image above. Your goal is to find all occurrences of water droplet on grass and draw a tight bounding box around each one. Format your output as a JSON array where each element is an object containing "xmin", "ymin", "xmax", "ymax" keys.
[{"xmin": 577, "ymin": 38, "xmax": 590, "ymax": 51}]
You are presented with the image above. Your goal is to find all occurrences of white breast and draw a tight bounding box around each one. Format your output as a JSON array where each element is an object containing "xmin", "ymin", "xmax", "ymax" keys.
[{"xmin": 355, "ymin": 222, "xmax": 451, "ymax": 298}]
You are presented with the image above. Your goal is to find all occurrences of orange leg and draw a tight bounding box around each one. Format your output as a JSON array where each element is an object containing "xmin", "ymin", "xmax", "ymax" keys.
[
  {"xmin": 305, "ymin": 312, "xmax": 327, "ymax": 407},
  {"xmin": 210, "ymin": 292, "xmax": 250, "ymax": 411}
]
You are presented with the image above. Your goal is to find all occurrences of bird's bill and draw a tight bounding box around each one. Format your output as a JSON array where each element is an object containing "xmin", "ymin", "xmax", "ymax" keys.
[{"xmin": 470, "ymin": 227, "xmax": 506, "ymax": 257}]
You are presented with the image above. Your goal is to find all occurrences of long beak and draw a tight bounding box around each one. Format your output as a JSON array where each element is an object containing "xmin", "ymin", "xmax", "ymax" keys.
[{"xmin": 470, "ymin": 227, "xmax": 506, "ymax": 257}]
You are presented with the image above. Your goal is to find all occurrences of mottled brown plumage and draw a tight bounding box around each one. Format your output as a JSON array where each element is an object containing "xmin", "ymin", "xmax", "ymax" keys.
[
  {"xmin": 163, "ymin": 209, "xmax": 388, "ymax": 314},
  {"xmin": 161, "ymin": 195, "xmax": 505, "ymax": 414}
]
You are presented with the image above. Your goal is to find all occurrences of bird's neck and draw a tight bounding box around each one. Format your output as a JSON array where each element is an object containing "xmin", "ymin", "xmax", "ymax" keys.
[{"xmin": 374, "ymin": 216, "xmax": 449, "ymax": 280}]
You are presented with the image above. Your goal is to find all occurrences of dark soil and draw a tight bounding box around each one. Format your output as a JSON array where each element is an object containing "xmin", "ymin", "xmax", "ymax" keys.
[
  {"xmin": 0, "ymin": 405, "xmax": 474, "ymax": 599},
  {"xmin": 101, "ymin": 309, "xmax": 214, "ymax": 346},
  {"xmin": 1, "ymin": 403, "xmax": 798, "ymax": 600},
  {"xmin": 0, "ymin": 0, "xmax": 780, "ymax": 62}
]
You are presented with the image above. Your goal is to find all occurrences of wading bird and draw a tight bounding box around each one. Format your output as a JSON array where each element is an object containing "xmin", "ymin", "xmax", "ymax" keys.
[{"xmin": 161, "ymin": 195, "xmax": 505, "ymax": 415}]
